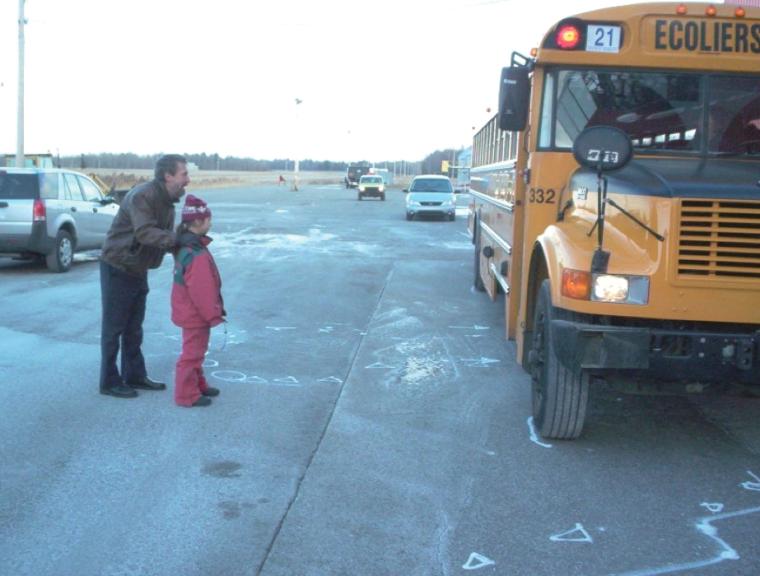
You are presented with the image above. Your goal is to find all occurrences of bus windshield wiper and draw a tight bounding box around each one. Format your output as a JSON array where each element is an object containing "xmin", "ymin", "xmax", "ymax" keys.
[{"xmin": 606, "ymin": 198, "xmax": 665, "ymax": 241}]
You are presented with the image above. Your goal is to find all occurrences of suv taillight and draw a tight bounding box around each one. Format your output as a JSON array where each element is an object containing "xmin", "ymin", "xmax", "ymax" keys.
[{"xmin": 32, "ymin": 199, "xmax": 46, "ymax": 222}]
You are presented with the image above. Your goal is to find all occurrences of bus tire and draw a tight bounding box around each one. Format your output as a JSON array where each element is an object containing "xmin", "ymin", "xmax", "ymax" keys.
[
  {"xmin": 529, "ymin": 279, "xmax": 589, "ymax": 439},
  {"xmin": 473, "ymin": 222, "xmax": 485, "ymax": 292}
]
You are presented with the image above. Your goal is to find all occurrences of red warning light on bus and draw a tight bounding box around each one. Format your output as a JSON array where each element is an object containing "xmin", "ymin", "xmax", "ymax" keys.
[{"xmin": 556, "ymin": 25, "xmax": 581, "ymax": 49}]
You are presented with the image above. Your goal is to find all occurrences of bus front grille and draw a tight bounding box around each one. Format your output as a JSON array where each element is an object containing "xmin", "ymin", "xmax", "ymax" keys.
[{"xmin": 677, "ymin": 200, "xmax": 760, "ymax": 279}]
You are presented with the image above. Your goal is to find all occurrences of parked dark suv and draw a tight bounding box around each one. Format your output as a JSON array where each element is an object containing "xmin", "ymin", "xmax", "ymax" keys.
[{"xmin": 0, "ymin": 168, "xmax": 119, "ymax": 272}]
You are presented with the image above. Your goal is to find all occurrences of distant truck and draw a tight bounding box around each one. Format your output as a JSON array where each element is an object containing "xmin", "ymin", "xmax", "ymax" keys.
[{"xmin": 345, "ymin": 164, "xmax": 371, "ymax": 188}]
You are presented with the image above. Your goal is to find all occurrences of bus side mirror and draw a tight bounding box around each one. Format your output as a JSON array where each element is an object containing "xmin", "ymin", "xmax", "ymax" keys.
[
  {"xmin": 572, "ymin": 126, "xmax": 633, "ymax": 173},
  {"xmin": 498, "ymin": 67, "xmax": 530, "ymax": 132}
]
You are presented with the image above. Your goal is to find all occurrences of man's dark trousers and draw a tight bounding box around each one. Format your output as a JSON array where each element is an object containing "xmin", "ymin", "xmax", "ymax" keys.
[{"xmin": 100, "ymin": 260, "xmax": 149, "ymax": 391}]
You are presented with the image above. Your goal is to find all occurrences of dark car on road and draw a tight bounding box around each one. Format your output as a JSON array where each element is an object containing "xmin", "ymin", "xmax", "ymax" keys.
[{"xmin": 345, "ymin": 164, "xmax": 371, "ymax": 188}]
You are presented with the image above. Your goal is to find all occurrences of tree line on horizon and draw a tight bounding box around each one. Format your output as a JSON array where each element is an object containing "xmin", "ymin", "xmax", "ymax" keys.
[{"xmin": 54, "ymin": 148, "xmax": 464, "ymax": 175}]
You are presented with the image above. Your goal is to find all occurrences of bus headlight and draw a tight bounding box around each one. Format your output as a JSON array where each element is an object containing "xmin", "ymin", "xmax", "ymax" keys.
[{"xmin": 592, "ymin": 274, "xmax": 649, "ymax": 304}]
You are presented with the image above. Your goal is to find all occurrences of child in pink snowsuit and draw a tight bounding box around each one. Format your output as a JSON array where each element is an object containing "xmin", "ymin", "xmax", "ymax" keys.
[{"xmin": 171, "ymin": 195, "xmax": 225, "ymax": 407}]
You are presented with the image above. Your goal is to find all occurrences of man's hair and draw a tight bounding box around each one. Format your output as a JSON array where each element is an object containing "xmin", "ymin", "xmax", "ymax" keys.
[{"xmin": 154, "ymin": 154, "xmax": 187, "ymax": 182}]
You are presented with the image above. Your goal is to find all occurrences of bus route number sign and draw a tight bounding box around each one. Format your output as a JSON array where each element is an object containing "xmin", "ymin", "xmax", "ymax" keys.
[{"xmin": 586, "ymin": 25, "xmax": 621, "ymax": 53}]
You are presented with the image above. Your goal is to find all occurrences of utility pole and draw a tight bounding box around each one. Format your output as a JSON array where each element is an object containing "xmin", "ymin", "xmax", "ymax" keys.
[
  {"xmin": 16, "ymin": 0, "xmax": 26, "ymax": 168},
  {"xmin": 292, "ymin": 98, "xmax": 302, "ymax": 191}
]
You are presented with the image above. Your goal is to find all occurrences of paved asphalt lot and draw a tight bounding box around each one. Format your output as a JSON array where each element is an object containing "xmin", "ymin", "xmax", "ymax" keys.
[{"xmin": 1, "ymin": 183, "xmax": 759, "ymax": 576}]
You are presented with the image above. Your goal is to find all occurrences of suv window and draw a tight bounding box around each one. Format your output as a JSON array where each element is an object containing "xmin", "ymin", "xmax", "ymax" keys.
[
  {"xmin": 0, "ymin": 172, "xmax": 38, "ymax": 199},
  {"xmin": 39, "ymin": 172, "xmax": 60, "ymax": 200},
  {"xmin": 78, "ymin": 175, "xmax": 103, "ymax": 202},
  {"xmin": 410, "ymin": 179, "xmax": 453, "ymax": 193},
  {"xmin": 63, "ymin": 173, "xmax": 84, "ymax": 201}
]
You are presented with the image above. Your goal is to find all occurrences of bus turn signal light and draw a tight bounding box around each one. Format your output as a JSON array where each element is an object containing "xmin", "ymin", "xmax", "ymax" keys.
[
  {"xmin": 556, "ymin": 25, "xmax": 581, "ymax": 49},
  {"xmin": 561, "ymin": 269, "xmax": 591, "ymax": 300},
  {"xmin": 735, "ymin": 7, "xmax": 745, "ymax": 18},
  {"xmin": 706, "ymin": 5, "xmax": 717, "ymax": 17}
]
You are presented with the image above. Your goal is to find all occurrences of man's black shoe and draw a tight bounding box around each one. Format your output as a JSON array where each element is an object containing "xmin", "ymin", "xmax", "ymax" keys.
[
  {"xmin": 100, "ymin": 385, "xmax": 138, "ymax": 398},
  {"xmin": 191, "ymin": 396, "xmax": 212, "ymax": 407},
  {"xmin": 202, "ymin": 387, "xmax": 220, "ymax": 397},
  {"xmin": 128, "ymin": 376, "xmax": 167, "ymax": 391}
]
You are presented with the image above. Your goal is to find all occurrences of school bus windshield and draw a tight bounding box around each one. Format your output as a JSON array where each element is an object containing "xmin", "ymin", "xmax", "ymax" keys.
[{"xmin": 539, "ymin": 69, "xmax": 760, "ymax": 156}]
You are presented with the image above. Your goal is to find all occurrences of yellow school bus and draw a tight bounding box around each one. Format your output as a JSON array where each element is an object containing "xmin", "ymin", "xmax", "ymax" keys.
[{"xmin": 468, "ymin": 2, "xmax": 760, "ymax": 439}]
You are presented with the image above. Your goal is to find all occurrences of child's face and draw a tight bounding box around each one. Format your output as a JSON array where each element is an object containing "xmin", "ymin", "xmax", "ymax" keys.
[{"xmin": 190, "ymin": 217, "xmax": 212, "ymax": 235}]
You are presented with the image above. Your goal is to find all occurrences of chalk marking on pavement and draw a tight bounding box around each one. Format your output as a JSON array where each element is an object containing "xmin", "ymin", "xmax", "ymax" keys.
[
  {"xmin": 317, "ymin": 376, "xmax": 343, "ymax": 384},
  {"xmin": 203, "ymin": 358, "xmax": 219, "ymax": 368},
  {"xmin": 611, "ymin": 506, "xmax": 760, "ymax": 576},
  {"xmin": 365, "ymin": 362, "xmax": 397, "ymax": 369},
  {"xmin": 439, "ymin": 335, "xmax": 461, "ymax": 380},
  {"xmin": 449, "ymin": 325, "xmax": 490, "ymax": 331},
  {"xmin": 462, "ymin": 552, "xmax": 496, "ymax": 571},
  {"xmin": 211, "ymin": 370, "xmax": 247, "ymax": 382},
  {"xmin": 701, "ymin": 503, "xmax": 724, "ymax": 514},
  {"xmin": 266, "ymin": 326, "xmax": 296, "ymax": 331},
  {"xmin": 459, "ymin": 357, "xmax": 500, "ymax": 367},
  {"xmin": 245, "ymin": 376, "xmax": 269, "ymax": 384},
  {"xmin": 550, "ymin": 523, "xmax": 593, "ymax": 543},
  {"xmin": 527, "ymin": 417, "xmax": 553, "ymax": 449},
  {"xmin": 740, "ymin": 470, "xmax": 760, "ymax": 492},
  {"xmin": 273, "ymin": 376, "xmax": 300, "ymax": 387},
  {"xmin": 318, "ymin": 326, "xmax": 334, "ymax": 333}
]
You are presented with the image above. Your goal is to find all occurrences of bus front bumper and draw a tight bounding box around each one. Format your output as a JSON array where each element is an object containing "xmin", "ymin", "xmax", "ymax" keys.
[{"xmin": 550, "ymin": 319, "xmax": 759, "ymax": 384}]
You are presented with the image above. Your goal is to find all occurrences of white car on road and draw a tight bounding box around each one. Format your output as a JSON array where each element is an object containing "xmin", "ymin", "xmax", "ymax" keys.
[{"xmin": 404, "ymin": 175, "xmax": 456, "ymax": 221}]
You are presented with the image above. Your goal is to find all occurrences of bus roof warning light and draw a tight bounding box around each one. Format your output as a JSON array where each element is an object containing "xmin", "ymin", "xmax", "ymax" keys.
[{"xmin": 557, "ymin": 25, "xmax": 581, "ymax": 49}]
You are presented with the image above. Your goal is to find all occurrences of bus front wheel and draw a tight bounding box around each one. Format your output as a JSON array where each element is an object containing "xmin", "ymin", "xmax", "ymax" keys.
[{"xmin": 529, "ymin": 280, "xmax": 589, "ymax": 440}]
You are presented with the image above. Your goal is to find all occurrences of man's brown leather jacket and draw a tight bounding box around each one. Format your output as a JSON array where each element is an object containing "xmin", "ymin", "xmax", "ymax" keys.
[{"xmin": 101, "ymin": 179, "xmax": 177, "ymax": 276}]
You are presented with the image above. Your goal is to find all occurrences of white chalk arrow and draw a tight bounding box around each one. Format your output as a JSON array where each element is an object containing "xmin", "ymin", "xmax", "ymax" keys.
[
  {"xmin": 365, "ymin": 362, "xmax": 397, "ymax": 369},
  {"xmin": 701, "ymin": 502, "xmax": 724, "ymax": 514},
  {"xmin": 550, "ymin": 523, "xmax": 593, "ymax": 543},
  {"xmin": 741, "ymin": 470, "xmax": 760, "ymax": 492},
  {"xmin": 462, "ymin": 552, "xmax": 496, "ymax": 571},
  {"xmin": 273, "ymin": 376, "xmax": 300, "ymax": 386},
  {"xmin": 317, "ymin": 376, "xmax": 343, "ymax": 384}
]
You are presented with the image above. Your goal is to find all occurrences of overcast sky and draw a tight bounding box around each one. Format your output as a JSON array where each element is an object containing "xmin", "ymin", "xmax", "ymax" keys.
[{"xmin": 0, "ymin": 0, "xmax": 696, "ymax": 163}]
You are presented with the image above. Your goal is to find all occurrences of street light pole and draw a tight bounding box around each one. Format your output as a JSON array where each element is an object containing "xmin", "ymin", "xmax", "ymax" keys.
[
  {"xmin": 292, "ymin": 98, "xmax": 302, "ymax": 191},
  {"xmin": 16, "ymin": 0, "xmax": 26, "ymax": 168}
]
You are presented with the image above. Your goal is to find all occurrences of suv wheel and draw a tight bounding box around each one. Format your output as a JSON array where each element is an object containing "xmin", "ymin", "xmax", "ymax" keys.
[{"xmin": 46, "ymin": 229, "xmax": 74, "ymax": 273}]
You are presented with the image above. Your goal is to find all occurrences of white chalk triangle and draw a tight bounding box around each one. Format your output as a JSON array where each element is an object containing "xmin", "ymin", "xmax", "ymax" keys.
[
  {"xmin": 273, "ymin": 376, "xmax": 300, "ymax": 386},
  {"xmin": 462, "ymin": 552, "xmax": 495, "ymax": 570},
  {"xmin": 245, "ymin": 376, "xmax": 268, "ymax": 384},
  {"xmin": 317, "ymin": 376, "xmax": 343, "ymax": 384},
  {"xmin": 741, "ymin": 470, "xmax": 760, "ymax": 492},
  {"xmin": 550, "ymin": 523, "xmax": 593, "ymax": 543}
]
